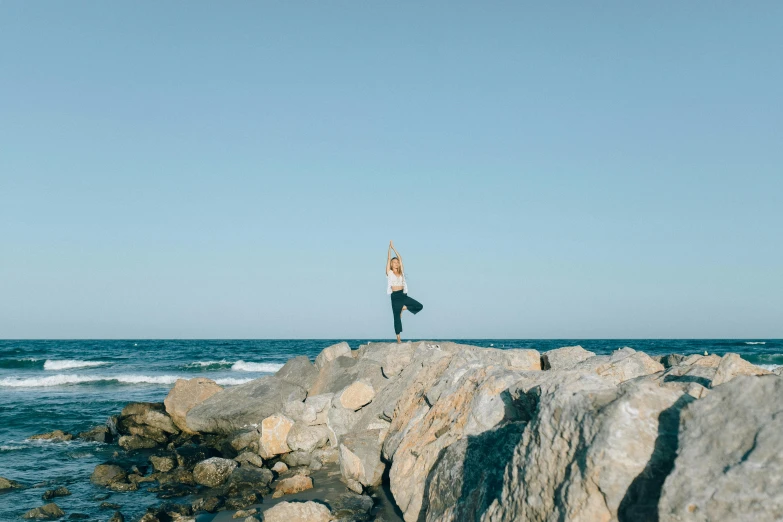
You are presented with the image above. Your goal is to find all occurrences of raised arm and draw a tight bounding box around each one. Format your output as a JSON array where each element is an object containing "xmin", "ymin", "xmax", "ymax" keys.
[
  {"xmin": 386, "ymin": 242, "xmax": 392, "ymax": 275},
  {"xmin": 391, "ymin": 242, "xmax": 404, "ymax": 274}
]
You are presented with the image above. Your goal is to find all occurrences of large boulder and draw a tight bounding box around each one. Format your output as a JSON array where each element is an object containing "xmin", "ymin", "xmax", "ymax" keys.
[
  {"xmin": 481, "ymin": 378, "xmax": 692, "ymax": 522},
  {"xmin": 192, "ymin": 457, "xmax": 237, "ymax": 487},
  {"xmin": 185, "ymin": 376, "xmax": 306, "ymax": 434},
  {"xmin": 22, "ymin": 503, "xmax": 65, "ymax": 520},
  {"xmin": 309, "ymin": 356, "xmax": 387, "ymax": 397},
  {"xmin": 90, "ymin": 464, "xmax": 127, "ymax": 486},
  {"xmin": 339, "ymin": 429, "xmax": 387, "ymax": 487},
  {"xmin": 710, "ymin": 353, "xmax": 771, "ymax": 387},
  {"xmin": 659, "ymin": 375, "xmax": 783, "ymax": 522},
  {"xmin": 315, "ymin": 342, "xmax": 352, "ymax": 369},
  {"xmin": 338, "ymin": 381, "xmax": 375, "ymax": 411},
  {"xmin": 540, "ymin": 345, "xmax": 595, "ymax": 370},
  {"xmin": 286, "ymin": 423, "xmax": 330, "ymax": 453},
  {"xmin": 573, "ymin": 347, "xmax": 664, "ymax": 385},
  {"xmin": 120, "ymin": 402, "xmax": 179, "ymax": 434},
  {"xmin": 259, "ymin": 414, "xmax": 294, "ymax": 459},
  {"xmin": 275, "ymin": 355, "xmax": 319, "ymax": 391},
  {"xmin": 262, "ymin": 501, "xmax": 331, "ymax": 522},
  {"xmin": 163, "ymin": 377, "xmax": 223, "ymax": 433}
]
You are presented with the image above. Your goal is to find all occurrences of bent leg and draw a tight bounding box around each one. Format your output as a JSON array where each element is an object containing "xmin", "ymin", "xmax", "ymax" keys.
[{"xmin": 404, "ymin": 295, "xmax": 423, "ymax": 315}]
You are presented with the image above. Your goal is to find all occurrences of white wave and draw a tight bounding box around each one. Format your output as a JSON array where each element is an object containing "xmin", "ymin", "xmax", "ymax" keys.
[
  {"xmin": 44, "ymin": 360, "xmax": 109, "ymax": 370},
  {"xmin": 758, "ymin": 364, "xmax": 781, "ymax": 371},
  {"xmin": 231, "ymin": 360, "xmax": 283, "ymax": 372},
  {"xmin": 185, "ymin": 360, "xmax": 232, "ymax": 368},
  {"xmin": 745, "ymin": 342, "xmax": 766, "ymax": 345},
  {"xmin": 0, "ymin": 373, "xmax": 252, "ymax": 388}
]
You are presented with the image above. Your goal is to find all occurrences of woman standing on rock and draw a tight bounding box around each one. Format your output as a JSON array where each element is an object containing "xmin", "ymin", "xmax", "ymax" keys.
[{"xmin": 386, "ymin": 241, "xmax": 423, "ymax": 343}]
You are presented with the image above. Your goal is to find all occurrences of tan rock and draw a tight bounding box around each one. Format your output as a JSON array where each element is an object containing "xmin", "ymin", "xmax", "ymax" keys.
[
  {"xmin": 164, "ymin": 378, "xmax": 223, "ymax": 433},
  {"xmin": 315, "ymin": 341, "xmax": 352, "ymax": 369},
  {"xmin": 259, "ymin": 414, "xmax": 294, "ymax": 459},
  {"xmin": 271, "ymin": 474, "xmax": 314, "ymax": 498},
  {"xmin": 541, "ymin": 345, "xmax": 595, "ymax": 370},
  {"xmin": 711, "ymin": 353, "xmax": 771, "ymax": 387},
  {"xmin": 29, "ymin": 429, "xmax": 73, "ymax": 441},
  {"xmin": 271, "ymin": 461, "xmax": 288, "ymax": 473},
  {"xmin": 339, "ymin": 381, "xmax": 376, "ymax": 411},
  {"xmin": 262, "ymin": 501, "xmax": 331, "ymax": 522}
]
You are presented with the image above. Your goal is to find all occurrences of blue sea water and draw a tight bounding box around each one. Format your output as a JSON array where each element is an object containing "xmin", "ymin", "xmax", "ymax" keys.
[{"xmin": 1, "ymin": 338, "xmax": 781, "ymax": 520}]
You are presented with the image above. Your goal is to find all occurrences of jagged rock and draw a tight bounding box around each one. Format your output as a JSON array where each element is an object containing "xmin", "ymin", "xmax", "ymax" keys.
[
  {"xmin": 682, "ymin": 353, "xmax": 722, "ymax": 367},
  {"xmin": 263, "ymin": 501, "xmax": 332, "ymax": 522},
  {"xmin": 310, "ymin": 354, "xmax": 388, "ymax": 398},
  {"xmin": 340, "ymin": 429, "xmax": 386, "ymax": 487},
  {"xmin": 109, "ymin": 512, "xmax": 124, "ymax": 522},
  {"xmin": 482, "ymin": 379, "xmax": 692, "ymax": 522},
  {"xmin": 230, "ymin": 428, "xmax": 261, "ymax": 453},
  {"xmin": 573, "ymin": 347, "xmax": 664, "ymax": 385},
  {"xmin": 41, "ymin": 486, "xmax": 71, "ymax": 500},
  {"xmin": 91, "ymin": 464, "xmax": 127, "ymax": 486},
  {"xmin": 381, "ymin": 342, "xmax": 416, "ymax": 377},
  {"xmin": 339, "ymin": 381, "xmax": 376, "ymax": 411},
  {"xmin": 192, "ymin": 457, "xmax": 237, "ymax": 487},
  {"xmin": 120, "ymin": 402, "xmax": 179, "ymax": 434},
  {"xmin": 0, "ymin": 476, "xmax": 23, "ymax": 490},
  {"xmin": 315, "ymin": 341, "xmax": 352, "ymax": 369},
  {"xmin": 22, "ymin": 503, "xmax": 65, "ymax": 519},
  {"xmin": 331, "ymin": 492, "xmax": 375, "ymax": 519},
  {"xmin": 540, "ymin": 345, "xmax": 595, "ymax": 370},
  {"xmin": 192, "ymin": 496, "xmax": 223, "ymax": 513},
  {"xmin": 234, "ymin": 450, "xmax": 264, "ymax": 468},
  {"xmin": 659, "ymin": 375, "xmax": 783, "ymax": 522},
  {"xmin": 271, "ymin": 461, "xmax": 288, "ymax": 473},
  {"xmin": 327, "ymin": 401, "xmax": 362, "ymax": 443},
  {"xmin": 711, "ymin": 352, "xmax": 771, "ymax": 387},
  {"xmin": 259, "ymin": 414, "xmax": 294, "ymax": 459},
  {"xmin": 157, "ymin": 468, "xmax": 196, "ymax": 486},
  {"xmin": 108, "ymin": 481, "xmax": 137, "ymax": 492},
  {"xmin": 185, "ymin": 376, "xmax": 306, "ymax": 434},
  {"xmin": 272, "ymin": 474, "xmax": 314, "ymax": 497},
  {"xmin": 659, "ymin": 353, "xmax": 685, "ymax": 368},
  {"xmin": 175, "ymin": 444, "xmax": 219, "ymax": 469},
  {"xmin": 164, "ymin": 378, "xmax": 223, "ymax": 434},
  {"xmin": 286, "ymin": 423, "xmax": 330, "ymax": 452},
  {"xmin": 149, "ymin": 455, "xmax": 176, "ymax": 472},
  {"xmin": 29, "ymin": 429, "xmax": 73, "ymax": 441},
  {"xmin": 233, "ymin": 508, "xmax": 258, "ymax": 519},
  {"xmin": 225, "ymin": 466, "xmax": 274, "ymax": 495},
  {"xmin": 118, "ymin": 434, "xmax": 158, "ymax": 451},
  {"xmin": 276, "ymin": 355, "xmax": 319, "ymax": 390},
  {"xmin": 78, "ymin": 425, "xmax": 112, "ymax": 443},
  {"xmin": 281, "ymin": 449, "xmax": 314, "ymax": 467}
]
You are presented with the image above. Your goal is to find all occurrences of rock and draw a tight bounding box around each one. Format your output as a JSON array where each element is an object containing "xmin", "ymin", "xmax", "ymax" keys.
[
  {"xmin": 91, "ymin": 464, "xmax": 127, "ymax": 486},
  {"xmin": 225, "ymin": 466, "xmax": 274, "ymax": 494},
  {"xmin": 286, "ymin": 423, "xmax": 330, "ymax": 453},
  {"xmin": 344, "ymin": 477, "xmax": 364, "ymax": 494},
  {"xmin": 120, "ymin": 402, "xmax": 179, "ymax": 434},
  {"xmin": 711, "ymin": 352, "xmax": 771, "ymax": 387},
  {"xmin": 164, "ymin": 378, "xmax": 223, "ymax": 433},
  {"xmin": 540, "ymin": 345, "xmax": 595, "ymax": 370},
  {"xmin": 67, "ymin": 514, "xmax": 89, "ymax": 520},
  {"xmin": 272, "ymin": 474, "xmax": 314, "ymax": 497},
  {"xmin": 108, "ymin": 481, "xmax": 137, "ymax": 492},
  {"xmin": 185, "ymin": 376, "xmax": 306, "ymax": 434},
  {"xmin": 259, "ymin": 414, "xmax": 294, "ymax": 459},
  {"xmin": 233, "ymin": 508, "xmax": 258, "ymax": 519},
  {"xmin": 281, "ymin": 450, "xmax": 315, "ymax": 467},
  {"xmin": 331, "ymin": 492, "xmax": 375, "ymax": 519},
  {"xmin": 573, "ymin": 348, "xmax": 664, "ymax": 385},
  {"xmin": 0, "ymin": 476, "xmax": 23, "ymax": 490},
  {"xmin": 263, "ymin": 501, "xmax": 332, "ymax": 522},
  {"xmin": 659, "ymin": 375, "xmax": 783, "ymax": 522},
  {"xmin": 192, "ymin": 457, "xmax": 237, "ymax": 487},
  {"xmin": 157, "ymin": 468, "xmax": 196, "ymax": 486},
  {"xmin": 276, "ymin": 355, "xmax": 319, "ymax": 390},
  {"xmin": 175, "ymin": 444, "xmax": 219, "ymax": 469},
  {"xmin": 482, "ymin": 379, "xmax": 692, "ymax": 522},
  {"xmin": 22, "ymin": 503, "xmax": 65, "ymax": 520},
  {"xmin": 230, "ymin": 428, "xmax": 261, "ymax": 453},
  {"xmin": 271, "ymin": 461, "xmax": 288, "ymax": 473},
  {"xmin": 42, "ymin": 486, "xmax": 71, "ymax": 500},
  {"xmin": 340, "ymin": 429, "xmax": 386, "ymax": 487},
  {"xmin": 659, "ymin": 353, "xmax": 685, "ymax": 368},
  {"xmin": 234, "ymin": 450, "xmax": 264, "ymax": 468},
  {"xmin": 118, "ymin": 434, "xmax": 158, "ymax": 451},
  {"xmin": 100, "ymin": 502, "xmax": 121, "ymax": 509},
  {"xmin": 150, "ymin": 455, "xmax": 176, "ymax": 473},
  {"xmin": 381, "ymin": 342, "xmax": 416, "ymax": 378},
  {"xmin": 109, "ymin": 512, "xmax": 124, "ymax": 522},
  {"xmin": 78, "ymin": 425, "xmax": 112, "ymax": 443},
  {"xmin": 29, "ymin": 429, "xmax": 73, "ymax": 441},
  {"xmin": 192, "ymin": 496, "xmax": 223, "ymax": 513},
  {"xmin": 315, "ymin": 341, "xmax": 352, "ymax": 369},
  {"xmin": 339, "ymin": 381, "xmax": 376, "ymax": 411},
  {"xmin": 310, "ymin": 355, "xmax": 387, "ymax": 397}
]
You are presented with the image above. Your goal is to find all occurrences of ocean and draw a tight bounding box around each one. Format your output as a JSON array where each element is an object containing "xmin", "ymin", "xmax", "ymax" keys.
[{"xmin": 1, "ymin": 339, "xmax": 781, "ymax": 520}]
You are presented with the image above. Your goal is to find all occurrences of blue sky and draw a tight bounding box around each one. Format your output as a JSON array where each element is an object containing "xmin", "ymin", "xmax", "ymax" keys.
[{"xmin": 1, "ymin": 1, "xmax": 781, "ymax": 339}]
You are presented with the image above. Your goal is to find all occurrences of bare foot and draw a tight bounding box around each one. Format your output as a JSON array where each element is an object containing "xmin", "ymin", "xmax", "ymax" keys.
[{"xmin": 396, "ymin": 335, "xmax": 402, "ymax": 343}]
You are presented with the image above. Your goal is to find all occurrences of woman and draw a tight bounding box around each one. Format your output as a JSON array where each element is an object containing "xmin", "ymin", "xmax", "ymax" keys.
[{"xmin": 386, "ymin": 241, "xmax": 423, "ymax": 343}]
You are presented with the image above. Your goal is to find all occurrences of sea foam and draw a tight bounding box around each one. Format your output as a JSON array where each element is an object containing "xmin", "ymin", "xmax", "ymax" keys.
[
  {"xmin": 0, "ymin": 374, "xmax": 251, "ymax": 388},
  {"xmin": 231, "ymin": 360, "xmax": 283, "ymax": 372},
  {"xmin": 43, "ymin": 360, "xmax": 109, "ymax": 370}
]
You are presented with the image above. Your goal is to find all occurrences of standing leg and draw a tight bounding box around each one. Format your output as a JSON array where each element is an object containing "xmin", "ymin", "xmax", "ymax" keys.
[{"xmin": 391, "ymin": 294, "xmax": 404, "ymax": 338}]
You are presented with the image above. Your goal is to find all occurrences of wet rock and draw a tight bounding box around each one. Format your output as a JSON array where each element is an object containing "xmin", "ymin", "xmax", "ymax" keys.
[
  {"xmin": 263, "ymin": 500, "xmax": 332, "ymax": 522},
  {"xmin": 234, "ymin": 450, "xmax": 264, "ymax": 468},
  {"xmin": 164, "ymin": 377, "xmax": 223, "ymax": 434},
  {"xmin": 225, "ymin": 492, "xmax": 259, "ymax": 510},
  {"xmin": 276, "ymin": 355, "xmax": 319, "ymax": 391},
  {"xmin": 711, "ymin": 352, "xmax": 771, "ymax": 387},
  {"xmin": 42, "ymin": 486, "xmax": 71, "ymax": 500},
  {"xmin": 192, "ymin": 496, "xmax": 223, "ymax": 513},
  {"xmin": 150, "ymin": 454, "xmax": 176, "ymax": 473},
  {"xmin": 339, "ymin": 381, "xmax": 376, "ymax": 411},
  {"xmin": 175, "ymin": 444, "xmax": 219, "ymax": 469},
  {"xmin": 540, "ymin": 345, "xmax": 595, "ymax": 370},
  {"xmin": 156, "ymin": 468, "xmax": 196, "ymax": 486},
  {"xmin": 120, "ymin": 402, "xmax": 179, "ymax": 435},
  {"xmin": 93, "ymin": 493, "xmax": 111, "ymax": 500},
  {"xmin": 281, "ymin": 449, "xmax": 314, "ymax": 467},
  {"xmin": 229, "ymin": 428, "xmax": 260, "ymax": 453},
  {"xmin": 259, "ymin": 414, "xmax": 294, "ymax": 459},
  {"xmin": 91, "ymin": 464, "xmax": 127, "ymax": 486},
  {"xmin": 185, "ymin": 376, "xmax": 306, "ymax": 434},
  {"xmin": 100, "ymin": 502, "xmax": 121, "ymax": 509},
  {"xmin": 108, "ymin": 512, "xmax": 124, "ymax": 522},
  {"xmin": 118, "ymin": 434, "xmax": 158, "ymax": 451},
  {"xmin": 224, "ymin": 466, "xmax": 274, "ymax": 495},
  {"xmin": 22, "ymin": 503, "xmax": 65, "ymax": 520},
  {"xmin": 108, "ymin": 481, "xmax": 138, "ymax": 492},
  {"xmin": 78, "ymin": 425, "xmax": 112, "ymax": 443},
  {"xmin": 233, "ymin": 507, "xmax": 258, "ymax": 518},
  {"xmin": 192, "ymin": 457, "xmax": 237, "ymax": 487},
  {"xmin": 659, "ymin": 375, "xmax": 783, "ymax": 522},
  {"xmin": 331, "ymin": 492, "xmax": 375, "ymax": 519},
  {"xmin": 0, "ymin": 476, "xmax": 23, "ymax": 490},
  {"xmin": 272, "ymin": 474, "xmax": 314, "ymax": 497},
  {"xmin": 315, "ymin": 341, "xmax": 352, "ymax": 369},
  {"xmin": 68, "ymin": 514, "xmax": 90, "ymax": 520},
  {"xmin": 29, "ymin": 429, "xmax": 73, "ymax": 442}
]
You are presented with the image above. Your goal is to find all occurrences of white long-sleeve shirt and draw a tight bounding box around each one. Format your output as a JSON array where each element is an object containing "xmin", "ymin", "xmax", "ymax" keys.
[{"xmin": 387, "ymin": 271, "xmax": 408, "ymax": 294}]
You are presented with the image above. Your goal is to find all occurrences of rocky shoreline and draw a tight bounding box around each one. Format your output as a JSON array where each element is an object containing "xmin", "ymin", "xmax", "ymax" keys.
[{"xmin": 2, "ymin": 341, "xmax": 782, "ymax": 521}]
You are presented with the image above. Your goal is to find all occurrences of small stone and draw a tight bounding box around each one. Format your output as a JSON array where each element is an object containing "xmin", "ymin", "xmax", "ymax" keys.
[
  {"xmin": 271, "ymin": 461, "xmax": 288, "ymax": 473},
  {"xmin": 344, "ymin": 477, "xmax": 363, "ymax": 494},
  {"xmin": 108, "ymin": 481, "xmax": 138, "ymax": 492},
  {"xmin": 22, "ymin": 503, "xmax": 65, "ymax": 520},
  {"xmin": 118, "ymin": 434, "xmax": 159, "ymax": 451},
  {"xmin": 150, "ymin": 455, "xmax": 176, "ymax": 472},
  {"xmin": 42, "ymin": 486, "xmax": 71, "ymax": 500},
  {"xmin": 192, "ymin": 457, "xmax": 237, "ymax": 487},
  {"xmin": 262, "ymin": 501, "xmax": 332, "ymax": 522},
  {"xmin": 234, "ymin": 451, "xmax": 264, "ymax": 468},
  {"xmin": 272, "ymin": 474, "xmax": 314, "ymax": 498}
]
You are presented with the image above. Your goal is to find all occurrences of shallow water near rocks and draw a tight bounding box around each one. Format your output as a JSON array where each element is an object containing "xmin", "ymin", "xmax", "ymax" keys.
[{"xmin": 1, "ymin": 339, "xmax": 780, "ymax": 519}]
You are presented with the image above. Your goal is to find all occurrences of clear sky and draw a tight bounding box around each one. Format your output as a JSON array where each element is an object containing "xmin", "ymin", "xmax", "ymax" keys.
[{"xmin": 1, "ymin": 1, "xmax": 781, "ymax": 339}]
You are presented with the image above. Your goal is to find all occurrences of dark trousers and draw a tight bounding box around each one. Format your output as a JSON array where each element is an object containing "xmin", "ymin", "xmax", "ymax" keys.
[{"xmin": 391, "ymin": 290, "xmax": 423, "ymax": 334}]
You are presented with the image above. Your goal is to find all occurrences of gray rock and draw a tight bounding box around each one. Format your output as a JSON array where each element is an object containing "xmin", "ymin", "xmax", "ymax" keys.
[
  {"xmin": 540, "ymin": 345, "xmax": 595, "ymax": 370},
  {"xmin": 331, "ymin": 492, "xmax": 375, "ymax": 519},
  {"xmin": 310, "ymin": 356, "xmax": 386, "ymax": 396},
  {"xmin": 234, "ymin": 450, "xmax": 264, "ymax": 468},
  {"xmin": 659, "ymin": 353, "xmax": 685, "ymax": 368},
  {"xmin": 659, "ymin": 375, "xmax": 783, "ymax": 522},
  {"xmin": 192, "ymin": 457, "xmax": 237, "ymax": 487},
  {"xmin": 118, "ymin": 434, "xmax": 158, "ymax": 451},
  {"xmin": 185, "ymin": 376, "xmax": 306, "ymax": 434},
  {"xmin": 90, "ymin": 464, "xmax": 127, "ymax": 487},
  {"xmin": 340, "ymin": 429, "xmax": 386, "ymax": 487},
  {"xmin": 109, "ymin": 512, "xmax": 125, "ymax": 522},
  {"xmin": 0, "ymin": 476, "xmax": 23, "ymax": 490},
  {"xmin": 224, "ymin": 466, "xmax": 274, "ymax": 495},
  {"xmin": 710, "ymin": 352, "xmax": 771, "ymax": 387},
  {"xmin": 149, "ymin": 454, "xmax": 176, "ymax": 472},
  {"xmin": 276, "ymin": 355, "xmax": 319, "ymax": 391},
  {"xmin": 315, "ymin": 342, "xmax": 352, "ymax": 369},
  {"xmin": 281, "ymin": 449, "xmax": 314, "ymax": 467},
  {"xmin": 229, "ymin": 428, "xmax": 261, "ymax": 452},
  {"xmin": 175, "ymin": 444, "xmax": 219, "ymax": 469},
  {"xmin": 120, "ymin": 402, "xmax": 179, "ymax": 434},
  {"xmin": 286, "ymin": 423, "xmax": 330, "ymax": 453},
  {"xmin": 22, "ymin": 503, "xmax": 65, "ymax": 520},
  {"xmin": 192, "ymin": 496, "xmax": 223, "ymax": 513},
  {"xmin": 42, "ymin": 486, "xmax": 71, "ymax": 500},
  {"xmin": 78, "ymin": 425, "xmax": 112, "ymax": 443}
]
